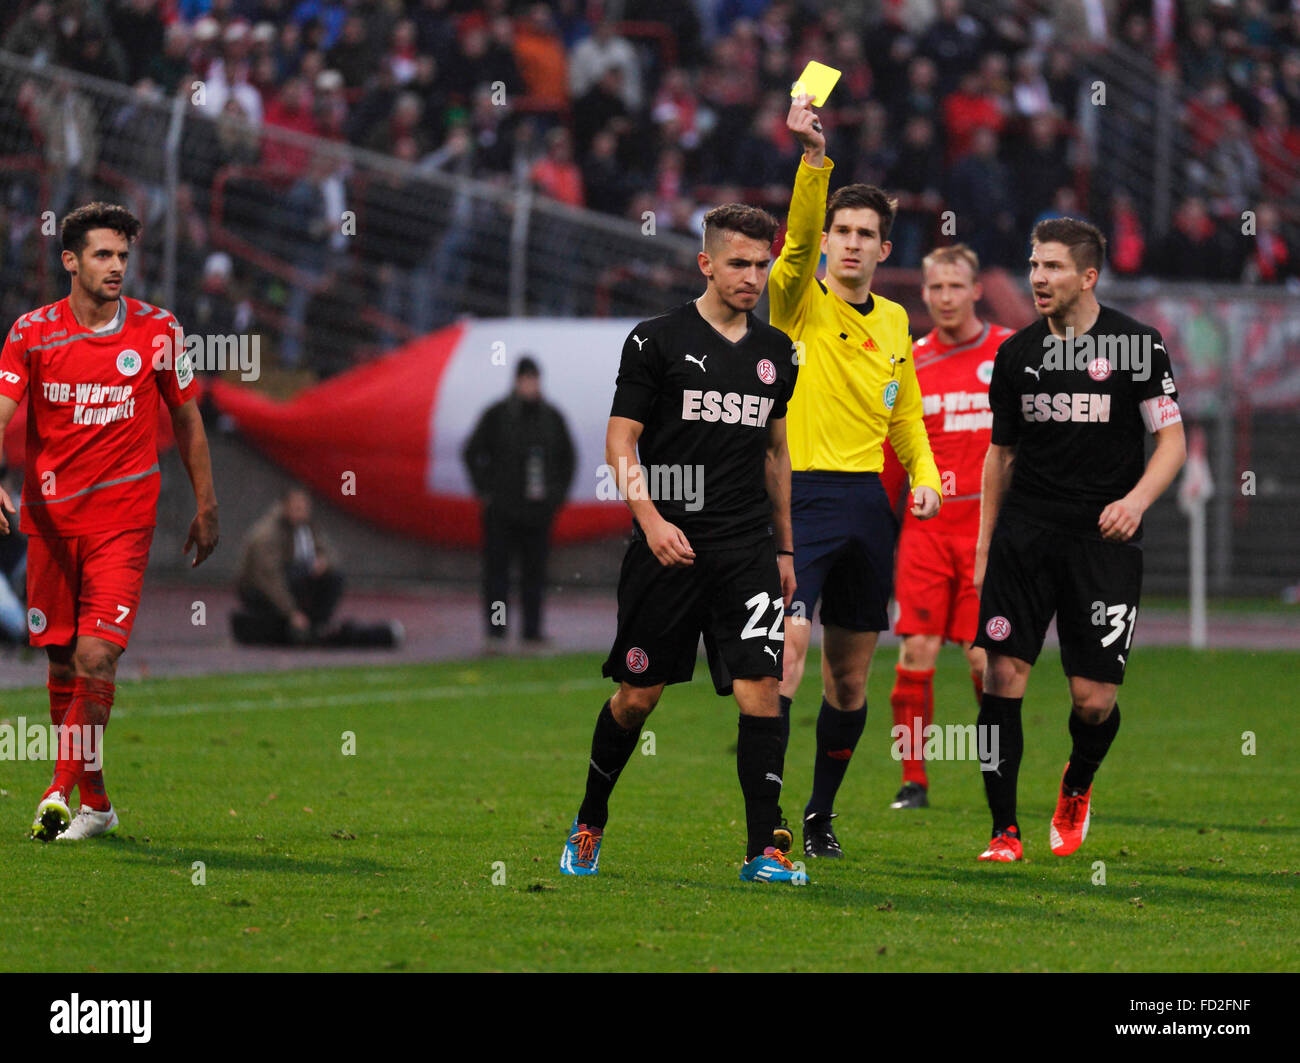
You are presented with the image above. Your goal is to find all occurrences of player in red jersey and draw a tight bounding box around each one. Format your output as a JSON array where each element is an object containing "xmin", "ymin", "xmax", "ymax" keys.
[
  {"xmin": 0, "ymin": 202, "xmax": 219, "ymax": 841},
  {"xmin": 881, "ymin": 245, "xmax": 1014, "ymax": 809}
]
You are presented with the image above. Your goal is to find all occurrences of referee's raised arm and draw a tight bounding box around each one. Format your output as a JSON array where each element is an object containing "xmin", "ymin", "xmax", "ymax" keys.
[{"xmin": 769, "ymin": 95, "xmax": 831, "ymax": 333}]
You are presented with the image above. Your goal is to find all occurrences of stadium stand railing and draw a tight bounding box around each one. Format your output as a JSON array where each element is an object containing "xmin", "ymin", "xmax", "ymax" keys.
[{"xmin": 1, "ymin": 50, "xmax": 1297, "ymax": 597}]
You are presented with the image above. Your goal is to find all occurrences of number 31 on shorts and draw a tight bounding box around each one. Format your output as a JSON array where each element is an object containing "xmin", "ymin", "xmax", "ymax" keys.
[
  {"xmin": 741, "ymin": 592, "xmax": 785, "ymax": 641},
  {"xmin": 1098, "ymin": 603, "xmax": 1136, "ymax": 649}
]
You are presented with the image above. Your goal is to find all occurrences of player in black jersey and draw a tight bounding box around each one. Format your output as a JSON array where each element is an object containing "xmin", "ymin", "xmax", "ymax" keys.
[
  {"xmin": 972, "ymin": 218, "xmax": 1186, "ymax": 862},
  {"xmin": 559, "ymin": 203, "xmax": 805, "ymax": 883}
]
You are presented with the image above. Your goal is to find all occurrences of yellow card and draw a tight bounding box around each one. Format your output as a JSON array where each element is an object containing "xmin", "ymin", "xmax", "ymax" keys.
[{"xmin": 790, "ymin": 60, "xmax": 841, "ymax": 107}]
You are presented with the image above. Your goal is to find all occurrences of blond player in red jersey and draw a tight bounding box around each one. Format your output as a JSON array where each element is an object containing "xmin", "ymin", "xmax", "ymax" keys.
[
  {"xmin": 0, "ymin": 202, "xmax": 219, "ymax": 841},
  {"xmin": 881, "ymin": 245, "xmax": 1013, "ymax": 809}
]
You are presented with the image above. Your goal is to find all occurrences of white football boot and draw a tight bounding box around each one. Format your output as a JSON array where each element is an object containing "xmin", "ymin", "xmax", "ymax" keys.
[{"xmin": 56, "ymin": 804, "xmax": 120, "ymax": 840}]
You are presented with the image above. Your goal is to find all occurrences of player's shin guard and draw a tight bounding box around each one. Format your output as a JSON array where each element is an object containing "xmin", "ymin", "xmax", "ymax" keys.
[
  {"xmin": 576, "ymin": 699, "xmax": 641, "ymax": 830},
  {"xmin": 48, "ymin": 676, "xmax": 75, "ymax": 728},
  {"xmin": 777, "ymin": 695, "xmax": 792, "ymax": 758},
  {"xmin": 977, "ymin": 694, "xmax": 1023, "ymax": 833},
  {"xmin": 1064, "ymin": 703, "xmax": 1120, "ymax": 792},
  {"xmin": 49, "ymin": 678, "xmax": 114, "ymax": 807},
  {"xmin": 890, "ymin": 666, "xmax": 933, "ymax": 786},
  {"xmin": 737, "ymin": 713, "xmax": 785, "ymax": 861},
  {"xmin": 806, "ymin": 697, "xmax": 867, "ymax": 817},
  {"xmin": 46, "ymin": 677, "xmax": 76, "ymax": 788}
]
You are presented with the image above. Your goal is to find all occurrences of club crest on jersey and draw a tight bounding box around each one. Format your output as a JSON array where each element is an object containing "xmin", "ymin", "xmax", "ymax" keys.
[
  {"xmin": 756, "ymin": 358, "xmax": 777, "ymax": 385},
  {"xmin": 985, "ymin": 616, "xmax": 1011, "ymax": 641},
  {"xmin": 1087, "ymin": 358, "xmax": 1112, "ymax": 382},
  {"xmin": 176, "ymin": 347, "xmax": 194, "ymax": 389},
  {"xmin": 977, "ymin": 360, "xmax": 995, "ymax": 385},
  {"xmin": 27, "ymin": 607, "xmax": 47, "ymax": 635},
  {"xmin": 116, "ymin": 349, "xmax": 142, "ymax": 377},
  {"xmin": 883, "ymin": 380, "xmax": 899, "ymax": 409},
  {"xmin": 626, "ymin": 647, "xmax": 649, "ymax": 673}
]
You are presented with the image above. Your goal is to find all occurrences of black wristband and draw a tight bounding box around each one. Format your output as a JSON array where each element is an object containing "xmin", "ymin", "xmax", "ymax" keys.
[{"xmin": 777, "ymin": 549, "xmax": 794, "ymax": 556}]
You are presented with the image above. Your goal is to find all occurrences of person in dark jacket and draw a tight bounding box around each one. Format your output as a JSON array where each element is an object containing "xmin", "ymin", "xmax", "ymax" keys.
[
  {"xmin": 233, "ymin": 487, "xmax": 345, "ymax": 644},
  {"xmin": 230, "ymin": 487, "xmax": 401, "ymax": 648},
  {"xmin": 463, "ymin": 356, "xmax": 576, "ymax": 647}
]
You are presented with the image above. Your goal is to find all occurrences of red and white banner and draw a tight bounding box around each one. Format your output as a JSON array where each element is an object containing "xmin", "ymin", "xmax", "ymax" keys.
[{"xmin": 209, "ymin": 319, "xmax": 639, "ymax": 546}]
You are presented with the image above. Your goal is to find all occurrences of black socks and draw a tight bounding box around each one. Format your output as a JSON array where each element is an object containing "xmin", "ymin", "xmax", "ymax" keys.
[
  {"xmin": 805, "ymin": 697, "xmax": 867, "ymax": 817},
  {"xmin": 978, "ymin": 693, "xmax": 1024, "ymax": 833},
  {"xmin": 576, "ymin": 699, "xmax": 642, "ymax": 830},
  {"xmin": 737, "ymin": 713, "xmax": 786, "ymax": 861},
  {"xmin": 1064, "ymin": 703, "xmax": 1121, "ymax": 792}
]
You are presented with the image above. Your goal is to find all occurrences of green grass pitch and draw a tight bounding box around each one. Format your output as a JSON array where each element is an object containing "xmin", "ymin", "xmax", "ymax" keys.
[{"xmin": 0, "ymin": 646, "xmax": 1295, "ymax": 972}]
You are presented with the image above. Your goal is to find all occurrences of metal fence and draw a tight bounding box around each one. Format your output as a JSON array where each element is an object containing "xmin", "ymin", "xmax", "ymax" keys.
[
  {"xmin": 1098, "ymin": 280, "xmax": 1300, "ymax": 597},
  {"xmin": 2, "ymin": 50, "xmax": 1298, "ymax": 597},
  {"xmin": 0, "ymin": 49, "xmax": 706, "ymax": 379}
]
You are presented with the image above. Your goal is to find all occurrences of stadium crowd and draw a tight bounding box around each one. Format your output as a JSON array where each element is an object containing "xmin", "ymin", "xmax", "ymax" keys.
[{"xmin": 2, "ymin": 0, "xmax": 1300, "ymax": 372}]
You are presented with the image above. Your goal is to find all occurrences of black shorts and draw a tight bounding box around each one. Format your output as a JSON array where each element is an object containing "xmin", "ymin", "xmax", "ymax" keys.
[
  {"xmin": 786, "ymin": 471, "xmax": 897, "ymax": 631},
  {"xmin": 974, "ymin": 513, "xmax": 1143, "ymax": 684},
  {"xmin": 602, "ymin": 535, "xmax": 784, "ymax": 696}
]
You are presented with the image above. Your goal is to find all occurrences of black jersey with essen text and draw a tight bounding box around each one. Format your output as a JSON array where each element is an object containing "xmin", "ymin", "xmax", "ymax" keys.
[
  {"xmin": 989, "ymin": 304, "xmax": 1180, "ymax": 539},
  {"xmin": 610, "ymin": 300, "xmax": 798, "ymax": 548}
]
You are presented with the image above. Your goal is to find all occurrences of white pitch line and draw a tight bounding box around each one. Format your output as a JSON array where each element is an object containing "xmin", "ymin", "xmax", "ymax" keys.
[{"xmin": 114, "ymin": 677, "xmax": 612, "ymax": 719}]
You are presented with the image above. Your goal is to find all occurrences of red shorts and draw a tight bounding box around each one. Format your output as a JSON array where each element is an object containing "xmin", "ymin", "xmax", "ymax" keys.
[
  {"xmin": 894, "ymin": 529, "xmax": 979, "ymax": 643},
  {"xmin": 25, "ymin": 528, "xmax": 154, "ymax": 650}
]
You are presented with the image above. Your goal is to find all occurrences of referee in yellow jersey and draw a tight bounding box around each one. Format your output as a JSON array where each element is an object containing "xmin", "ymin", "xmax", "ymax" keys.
[{"xmin": 772, "ymin": 94, "xmax": 942, "ymax": 860}]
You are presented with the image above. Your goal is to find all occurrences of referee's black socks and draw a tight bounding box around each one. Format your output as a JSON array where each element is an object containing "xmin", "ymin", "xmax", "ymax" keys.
[
  {"xmin": 577, "ymin": 699, "xmax": 641, "ymax": 830},
  {"xmin": 1064, "ymin": 703, "xmax": 1121, "ymax": 793},
  {"xmin": 805, "ymin": 697, "xmax": 867, "ymax": 817},
  {"xmin": 978, "ymin": 694, "xmax": 1024, "ymax": 834},
  {"xmin": 737, "ymin": 713, "xmax": 786, "ymax": 861}
]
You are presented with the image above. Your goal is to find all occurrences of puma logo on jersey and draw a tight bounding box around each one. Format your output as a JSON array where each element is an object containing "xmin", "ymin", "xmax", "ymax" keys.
[
  {"xmin": 763, "ymin": 646, "xmax": 779, "ymax": 664},
  {"xmin": 632, "ymin": 335, "xmax": 647, "ymax": 350},
  {"xmin": 684, "ymin": 354, "xmax": 707, "ymax": 372},
  {"xmin": 1021, "ymin": 392, "xmax": 1111, "ymax": 423},
  {"xmin": 1024, "ymin": 365, "xmax": 1043, "ymax": 380},
  {"xmin": 681, "ymin": 390, "xmax": 776, "ymax": 427}
]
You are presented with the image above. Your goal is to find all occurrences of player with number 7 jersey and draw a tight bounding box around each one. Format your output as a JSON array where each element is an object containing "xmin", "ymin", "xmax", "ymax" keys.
[{"xmin": 0, "ymin": 203, "xmax": 220, "ymax": 843}]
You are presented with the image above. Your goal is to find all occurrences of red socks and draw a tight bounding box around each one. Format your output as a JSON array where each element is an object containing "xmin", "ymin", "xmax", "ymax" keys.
[
  {"xmin": 48, "ymin": 677, "xmax": 76, "ymax": 728},
  {"xmin": 48, "ymin": 677, "xmax": 115, "ymax": 810},
  {"xmin": 891, "ymin": 665, "xmax": 934, "ymax": 786}
]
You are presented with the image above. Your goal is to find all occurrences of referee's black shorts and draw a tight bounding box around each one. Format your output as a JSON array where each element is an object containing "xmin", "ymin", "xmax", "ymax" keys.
[
  {"xmin": 974, "ymin": 512, "xmax": 1143, "ymax": 684},
  {"xmin": 602, "ymin": 534, "xmax": 784, "ymax": 696},
  {"xmin": 785, "ymin": 471, "xmax": 897, "ymax": 632}
]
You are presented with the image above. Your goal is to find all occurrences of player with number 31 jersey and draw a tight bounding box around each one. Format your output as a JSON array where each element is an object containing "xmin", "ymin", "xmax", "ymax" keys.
[{"xmin": 972, "ymin": 218, "xmax": 1185, "ymax": 864}]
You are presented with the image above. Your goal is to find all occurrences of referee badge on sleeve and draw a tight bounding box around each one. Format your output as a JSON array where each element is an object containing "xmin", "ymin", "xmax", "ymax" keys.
[{"xmin": 883, "ymin": 380, "xmax": 899, "ymax": 409}]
